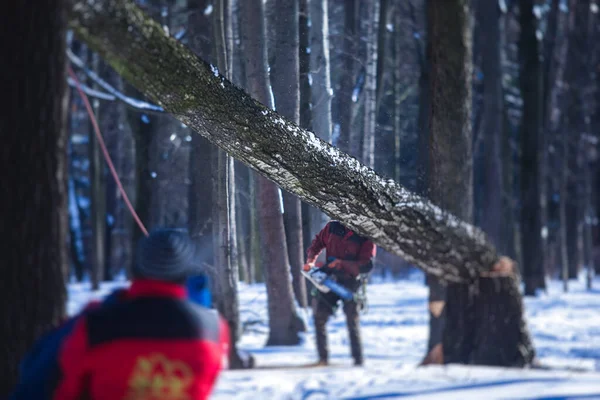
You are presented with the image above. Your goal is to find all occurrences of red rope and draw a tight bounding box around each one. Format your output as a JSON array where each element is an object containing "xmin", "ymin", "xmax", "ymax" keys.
[{"xmin": 68, "ymin": 66, "xmax": 149, "ymax": 237}]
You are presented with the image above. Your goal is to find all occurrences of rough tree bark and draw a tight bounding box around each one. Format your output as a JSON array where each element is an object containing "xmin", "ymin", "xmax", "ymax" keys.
[
  {"xmin": 337, "ymin": 0, "xmax": 359, "ymax": 153},
  {"xmin": 480, "ymin": 0, "xmax": 505, "ymax": 253},
  {"xmin": 1, "ymin": 0, "xmax": 69, "ymax": 395},
  {"xmin": 519, "ymin": 0, "xmax": 546, "ymax": 295},
  {"xmin": 98, "ymin": 60, "xmax": 129, "ymax": 280},
  {"xmin": 187, "ymin": 0, "xmax": 215, "ymax": 273},
  {"xmin": 88, "ymin": 51, "xmax": 106, "ymax": 290},
  {"xmin": 239, "ymin": 0, "xmax": 305, "ymax": 344},
  {"xmin": 423, "ymin": 0, "xmax": 474, "ymax": 364},
  {"xmin": 308, "ymin": 0, "xmax": 333, "ymax": 241},
  {"xmin": 299, "ymin": 0, "xmax": 314, "ymax": 252},
  {"xmin": 361, "ymin": 0, "xmax": 380, "ymax": 168},
  {"xmin": 69, "ymin": 0, "xmax": 536, "ymax": 364},
  {"xmin": 210, "ymin": 0, "xmax": 246, "ymax": 368},
  {"xmin": 269, "ymin": 0, "xmax": 308, "ymax": 309},
  {"xmin": 564, "ymin": 0, "xmax": 590, "ymax": 281}
]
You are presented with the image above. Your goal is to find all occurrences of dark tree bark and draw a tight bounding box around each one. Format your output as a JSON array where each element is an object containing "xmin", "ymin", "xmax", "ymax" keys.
[
  {"xmin": 308, "ymin": 0, "xmax": 332, "ymax": 241},
  {"xmin": 361, "ymin": 0, "xmax": 380, "ymax": 168},
  {"xmin": 0, "ymin": 0, "xmax": 69, "ymax": 395},
  {"xmin": 269, "ymin": 0, "xmax": 308, "ymax": 309},
  {"xmin": 211, "ymin": 0, "xmax": 246, "ymax": 368},
  {"xmin": 98, "ymin": 60, "xmax": 128, "ymax": 281},
  {"xmin": 337, "ymin": 0, "xmax": 359, "ymax": 152},
  {"xmin": 187, "ymin": 0, "xmax": 215, "ymax": 272},
  {"xmin": 87, "ymin": 51, "xmax": 106, "ymax": 290},
  {"xmin": 563, "ymin": 0, "xmax": 590, "ymax": 281},
  {"xmin": 479, "ymin": 1, "xmax": 505, "ymax": 253},
  {"xmin": 69, "ymin": 0, "xmax": 536, "ymax": 364},
  {"xmin": 545, "ymin": 0, "xmax": 570, "ymax": 290},
  {"xmin": 68, "ymin": 162, "xmax": 86, "ymax": 281},
  {"xmin": 239, "ymin": 0, "xmax": 305, "ymax": 344},
  {"xmin": 519, "ymin": 0, "xmax": 546, "ymax": 295},
  {"xmin": 424, "ymin": 0, "xmax": 473, "ymax": 363}
]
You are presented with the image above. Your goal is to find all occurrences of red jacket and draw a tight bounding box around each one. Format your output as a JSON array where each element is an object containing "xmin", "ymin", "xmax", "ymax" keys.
[
  {"xmin": 307, "ymin": 221, "xmax": 376, "ymax": 278},
  {"xmin": 52, "ymin": 280, "xmax": 229, "ymax": 400}
]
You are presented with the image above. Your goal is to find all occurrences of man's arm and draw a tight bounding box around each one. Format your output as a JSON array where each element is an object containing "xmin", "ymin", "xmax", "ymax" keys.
[{"xmin": 305, "ymin": 223, "xmax": 330, "ymax": 264}]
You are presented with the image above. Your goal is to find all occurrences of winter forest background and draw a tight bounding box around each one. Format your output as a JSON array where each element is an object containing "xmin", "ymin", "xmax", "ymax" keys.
[{"xmin": 3, "ymin": 0, "xmax": 600, "ymax": 398}]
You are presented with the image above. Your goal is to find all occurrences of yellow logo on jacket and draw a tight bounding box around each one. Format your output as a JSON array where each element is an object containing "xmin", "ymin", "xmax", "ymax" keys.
[{"xmin": 125, "ymin": 353, "xmax": 193, "ymax": 400}]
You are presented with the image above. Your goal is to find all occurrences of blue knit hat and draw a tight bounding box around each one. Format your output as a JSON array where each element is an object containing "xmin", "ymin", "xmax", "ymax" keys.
[{"xmin": 133, "ymin": 228, "xmax": 201, "ymax": 282}]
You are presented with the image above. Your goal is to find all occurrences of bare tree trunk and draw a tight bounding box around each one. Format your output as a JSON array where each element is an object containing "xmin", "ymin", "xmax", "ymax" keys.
[
  {"xmin": 1, "ymin": 0, "xmax": 69, "ymax": 394},
  {"xmin": 249, "ymin": 173, "xmax": 260, "ymax": 282},
  {"xmin": 99, "ymin": 61, "xmax": 130, "ymax": 280},
  {"xmin": 545, "ymin": 0, "xmax": 570, "ymax": 291},
  {"xmin": 88, "ymin": 51, "xmax": 106, "ymax": 290},
  {"xmin": 187, "ymin": 0, "xmax": 215, "ymax": 277},
  {"xmin": 211, "ymin": 0, "xmax": 246, "ymax": 368},
  {"xmin": 239, "ymin": 0, "xmax": 305, "ymax": 344},
  {"xmin": 424, "ymin": 0, "xmax": 473, "ymax": 364},
  {"xmin": 269, "ymin": 0, "xmax": 308, "ymax": 309},
  {"xmin": 308, "ymin": 0, "xmax": 332, "ymax": 240},
  {"xmin": 361, "ymin": 0, "xmax": 379, "ymax": 168},
  {"xmin": 519, "ymin": 0, "xmax": 546, "ymax": 295},
  {"xmin": 337, "ymin": 0, "xmax": 359, "ymax": 152},
  {"xmin": 70, "ymin": 0, "xmax": 536, "ymax": 364},
  {"xmin": 479, "ymin": 0, "xmax": 505, "ymax": 253}
]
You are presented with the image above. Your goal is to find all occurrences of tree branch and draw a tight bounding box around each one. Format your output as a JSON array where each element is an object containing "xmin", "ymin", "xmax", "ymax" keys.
[{"xmin": 69, "ymin": 0, "xmax": 500, "ymax": 284}]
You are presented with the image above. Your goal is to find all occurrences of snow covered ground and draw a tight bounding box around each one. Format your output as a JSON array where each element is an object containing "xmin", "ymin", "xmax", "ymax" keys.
[{"xmin": 68, "ymin": 271, "xmax": 600, "ymax": 399}]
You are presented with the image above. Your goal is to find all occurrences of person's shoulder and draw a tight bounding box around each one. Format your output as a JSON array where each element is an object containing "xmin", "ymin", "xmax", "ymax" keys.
[{"xmin": 184, "ymin": 303, "xmax": 223, "ymax": 340}]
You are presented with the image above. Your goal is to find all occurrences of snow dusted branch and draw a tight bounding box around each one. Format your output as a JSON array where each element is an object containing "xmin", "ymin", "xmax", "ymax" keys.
[
  {"xmin": 67, "ymin": 49, "xmax": 164, "ymax": 113},
  {"xmin": 68, "ymin": 0, "xmax": 501, "ymax": 284},
  {"xmin": 67, "ymin": 76, "xmax": 116, "ymax": 101}
]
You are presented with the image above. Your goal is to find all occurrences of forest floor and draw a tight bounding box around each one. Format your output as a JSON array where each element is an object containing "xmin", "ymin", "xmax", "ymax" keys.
[{"xmin": 68, "ymin": 270, "xmax": 600, "ymax": 399}]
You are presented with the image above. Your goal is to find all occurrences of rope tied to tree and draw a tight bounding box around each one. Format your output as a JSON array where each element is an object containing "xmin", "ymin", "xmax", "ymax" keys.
[{"xmin": 68, "ymin": 65, "xmax": 149, "ymax": 238}]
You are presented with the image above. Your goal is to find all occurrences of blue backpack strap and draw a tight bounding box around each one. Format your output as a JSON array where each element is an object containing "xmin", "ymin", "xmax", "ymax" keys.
[{"xmin": 186, "ymin": 274, "xmax": 212, "ymax": 308}]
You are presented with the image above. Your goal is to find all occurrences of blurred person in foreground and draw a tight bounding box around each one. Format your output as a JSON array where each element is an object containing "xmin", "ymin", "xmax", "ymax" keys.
[{"xmin": 10, "ymin": 228, "xmax": 229, "ymax": 400}]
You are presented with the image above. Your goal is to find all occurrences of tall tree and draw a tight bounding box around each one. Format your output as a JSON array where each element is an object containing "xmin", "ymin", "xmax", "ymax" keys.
[
  {"xmin": 422, "ymin": 0, "xmax": 473, "ymax": 365},
  {"xmin": 88, "ymin": 51, "xmax": 107, "ymax": 290},
  {"xmin": 479, "ymin": 0, "xmax": 506, "ymax": 253},
  {"xmin": 1, "ymin": 0, "xmax": 69, "ymax": 394},
  {"xmin": 519, "ymin": 0, "xmax": 546, "ymax": 295},
  {"xmin": 308, "ymin": 0, "xmax": 333, "ymax": 240},
  {"xmin": 187, "ymin": 0, "xmax": 215, "ymax": 276},
  {"xmin": 239, "ymin": 0, "xmax": 305, "ymax": 344},
  {"xmin": 210, "ymin": 0, "xmax": 246, "ymax": 368},
  {"xmin": 337, "ymin": 0, "xmax": 359, "ymax": 153},
  {"xmin": 69, "ymin": 0, "xmax": 536, "ymax": 366},
  {"xmin": 268, "ymin": 0, "xmax": 308, "ymax": 309},
  {"xmin": 98, "ymin": 60, "xmax": 130, "ymax": 281},
  {"xmin": 361, "ymin": 0, "xmax": 380, "ymax": 168}
]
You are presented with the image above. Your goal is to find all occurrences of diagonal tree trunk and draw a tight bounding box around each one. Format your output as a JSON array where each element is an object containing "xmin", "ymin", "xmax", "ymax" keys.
[
  {"xmin": 1, "ymin": 0, "xmax": 69, "ymax": 394},
  {"xmin": 268, "ymin": 0, "xmax": 308, "ymax": 309},
  {"xmin": 239, "ymin": 0, "xmax": 305, "ymax": 344},
  {"xmin": 69, "ymin": 0, "xmax": 535, "ymax": 365}
]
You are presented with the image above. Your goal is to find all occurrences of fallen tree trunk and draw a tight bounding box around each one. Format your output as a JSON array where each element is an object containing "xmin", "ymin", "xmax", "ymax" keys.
[
  {"xmin": 68, "ymin": 0, "xmax": 534, "ymax": 365},
  {"xmin": 69, "ymin": 0, "xmax": 497, "ymax": 283}
]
